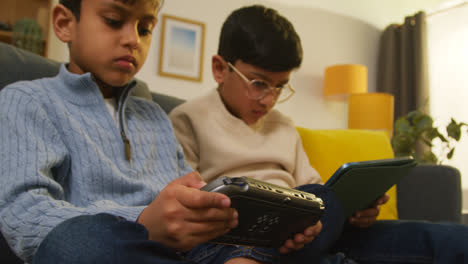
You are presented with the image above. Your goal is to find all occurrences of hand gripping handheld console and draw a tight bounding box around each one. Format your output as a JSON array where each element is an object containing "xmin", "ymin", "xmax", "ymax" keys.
[{"xmin": 201, "ymin": 176, "xmax": 325, "ymax": 248}]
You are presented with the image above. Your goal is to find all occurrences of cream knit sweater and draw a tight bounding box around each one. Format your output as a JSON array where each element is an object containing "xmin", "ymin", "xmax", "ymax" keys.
[{"xmin": 170, "ymin": 89, "xmax": 321, "ymax": 188}]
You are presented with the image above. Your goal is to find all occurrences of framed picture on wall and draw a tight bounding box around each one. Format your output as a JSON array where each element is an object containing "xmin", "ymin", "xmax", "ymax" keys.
[{"xmin": 158, "ymin": 14, "xmax": 205, "ymax": 82}]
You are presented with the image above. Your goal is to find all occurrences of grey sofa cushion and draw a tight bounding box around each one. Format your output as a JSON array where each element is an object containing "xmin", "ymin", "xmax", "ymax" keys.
[
  {"xmin": 397, "ymin": 164, "xmax": 462, "ymax": 223},
  {"xmin": 151, "ymin": 92, "xmax": 185, "ymax": 113},
  {"xmin": 0, "ymin": 42, "xmax": 60, "ymax": 89}
]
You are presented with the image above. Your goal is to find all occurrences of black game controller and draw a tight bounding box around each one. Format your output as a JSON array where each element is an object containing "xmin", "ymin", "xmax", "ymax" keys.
[{"xmin": 201, "ymin": 176, "xmax": 325, "ymax": 248}]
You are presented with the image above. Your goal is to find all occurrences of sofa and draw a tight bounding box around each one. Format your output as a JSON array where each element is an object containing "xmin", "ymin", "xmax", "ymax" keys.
[{"xmin": 0, "ymin": 42, "xmax": 463, "ymax": 263}]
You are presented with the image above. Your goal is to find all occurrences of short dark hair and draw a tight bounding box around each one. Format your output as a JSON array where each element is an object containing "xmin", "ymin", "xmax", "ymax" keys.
[
  {"xmin": 59, "ymin": 0, "xmax": 163, "ymax": 20},
  {"xmin": 59, "ymin": 0, "xmax": 82, "ymax": 19},
  {"xmin": 218, "ymin": 5, "xmax": 303, "ymax": 72}
]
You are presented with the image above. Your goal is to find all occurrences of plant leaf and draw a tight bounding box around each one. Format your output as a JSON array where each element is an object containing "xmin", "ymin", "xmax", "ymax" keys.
[
  {"xmin": 406, "ymin": 110, "xmax": 422, "ymax": 122},
  {"xmin": 414, "ymin": 115, "xmax": 433, "ymax": 134},
  {"xmin": 447, "ymin": 118, "xmax": 462, "ymax": 141},
  {"xmin": 426, "ymin": 127, "xmax": 440, "ymax": 141},
  {"xmin": 437, "ymin": 130, "xmax": 448, "ymax": 143},
  {"xmin": 447, "ymin": 148, "xmax": 455, "ymax": 159},
  {"xmin": 392, "ymin": 134, "xmax": 414, "ymax": 157},
  {"xmin": 394, "ymin": 118, "xmax": 411, "ymax": 135}
]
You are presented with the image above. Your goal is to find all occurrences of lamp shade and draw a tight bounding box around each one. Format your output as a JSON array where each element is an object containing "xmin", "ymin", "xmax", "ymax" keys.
[
  {"xmin": 348, "ymin": 93, "xmax": 394, "ymax": 136},
  {"xmin": 324, "ymin": 64, "xmax": 368, "ymax": 98}
]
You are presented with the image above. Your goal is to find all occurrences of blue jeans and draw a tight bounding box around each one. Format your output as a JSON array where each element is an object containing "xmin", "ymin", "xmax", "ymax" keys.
[
  {"xmin": 33, "ymin": 185, "xmax": 468, "ymax": 263},
  {"xmin": 31, "ymin": 213, "xmax": 356, "ymax": 264},
  {"xmin": 332, "ymin": 220, "xmax": 468, "ymax": 263},
  {"xmin": 287, "ymin": 184, "xmax": 468, "ymax": 263}
]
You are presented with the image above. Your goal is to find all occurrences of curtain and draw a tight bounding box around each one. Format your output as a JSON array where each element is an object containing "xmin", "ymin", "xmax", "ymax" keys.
[{"xmin": 377, "ymin": 11, "xmax": 429, "ymax": 120}]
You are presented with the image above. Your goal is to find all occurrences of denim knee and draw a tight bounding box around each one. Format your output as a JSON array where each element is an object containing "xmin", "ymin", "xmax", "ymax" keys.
[
  {"xmin": 33, "ymin": 213, "xmax": 186, "ymax": 264},
  {"xmin": 187, "ymin": 243, "xmax": 280, "ymax": 264}
]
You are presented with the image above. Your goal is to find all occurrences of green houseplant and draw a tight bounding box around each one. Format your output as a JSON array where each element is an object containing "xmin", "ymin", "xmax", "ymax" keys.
[{"xmin": 392, "ymin": 109, "xmax": 468, "ymax": 164}]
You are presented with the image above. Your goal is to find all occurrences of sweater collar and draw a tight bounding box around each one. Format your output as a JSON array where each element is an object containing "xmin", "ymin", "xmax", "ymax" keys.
[{"xmin": 56, "ymin": 64, "xmax": 136, "ymax": 106}]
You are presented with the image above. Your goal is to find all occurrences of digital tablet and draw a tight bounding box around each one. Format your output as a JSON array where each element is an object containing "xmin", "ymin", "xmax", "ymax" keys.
[
  {"xmin": 201, "ymin": 176, "xmax": 325, "ymax": 248},
  {"xmin": 324, "ymin": 157, "xmax": 416, "ymax": 219}
]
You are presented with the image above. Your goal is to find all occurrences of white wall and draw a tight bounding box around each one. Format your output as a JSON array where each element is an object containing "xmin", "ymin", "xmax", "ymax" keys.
[
  {"xmin": 142, "ymin": 0, "xmax": 382, "ymax": 129},
  {"xmin": 427, "ymin": 3, "xmax": 468, "ymax": 206},
  {"xmin": 268, "ymin": 0, "xmax": 448, "ymax": 30},
  {"xmin": 46, "ymin": 0, "xmax": 445, "ymax": 129}
]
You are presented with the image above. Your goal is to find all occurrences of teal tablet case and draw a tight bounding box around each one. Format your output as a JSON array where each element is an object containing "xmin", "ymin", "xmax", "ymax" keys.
[{"xmin": 325, "ymin": 157, "xmax": 417, "ymax": 219}]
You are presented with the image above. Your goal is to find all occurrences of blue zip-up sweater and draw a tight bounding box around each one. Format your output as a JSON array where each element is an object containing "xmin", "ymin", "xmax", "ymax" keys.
[{"xmin": 0, "ymin": 65, "xmax": 192, "ymax": 262}]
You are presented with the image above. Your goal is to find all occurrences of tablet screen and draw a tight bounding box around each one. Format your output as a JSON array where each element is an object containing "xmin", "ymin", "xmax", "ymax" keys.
[{"xmin": 324, "ymin": 157, "xmax": 416, "ymax": 218}]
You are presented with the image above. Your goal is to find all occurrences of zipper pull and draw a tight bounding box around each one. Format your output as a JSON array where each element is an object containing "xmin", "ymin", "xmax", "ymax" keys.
[
  {"xmin": 124, "ymin": 140, "xmax": 131, "ymax": 161},
  {"xmin": 122, "ymin": 134, "xmax": 132, "ymax": 161}
]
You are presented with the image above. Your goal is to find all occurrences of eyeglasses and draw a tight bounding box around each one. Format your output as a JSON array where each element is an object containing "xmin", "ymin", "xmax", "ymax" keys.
[{"xmin": 227, "ymin": 62, "xmax": 295, "ymax": 103}]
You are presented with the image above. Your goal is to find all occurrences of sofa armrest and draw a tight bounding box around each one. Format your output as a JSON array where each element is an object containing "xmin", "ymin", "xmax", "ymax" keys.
[
  {"xmin": 0, "ymin": 43, "xmax": 60, "ymax": 90},
  {"xmin": 151, "ymin": 92, "xmax": 185, "ymax": 114},
  {"xmin": 397, "ymin": 164, "xmax": 462, "ymax": 223}
]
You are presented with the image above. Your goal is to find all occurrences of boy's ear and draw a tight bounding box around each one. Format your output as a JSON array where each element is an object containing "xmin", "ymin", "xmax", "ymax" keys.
[
  {"xmin": 52, "ymin": 4, "xmax": 76, "ymax": 43},
  {"xmin": 212, "ymin": 55, "xmax": 227, "ymax": 84}
]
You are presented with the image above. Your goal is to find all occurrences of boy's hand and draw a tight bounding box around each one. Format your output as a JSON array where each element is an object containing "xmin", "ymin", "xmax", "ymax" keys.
[
  {"xmin": 349, "ymin": 193, "xmax": 390, "ymax": 228},
  {"xmin": 137, "ymin": 172, "xmax": 238, "ymax": 251},
  {"xmin": 279, "ymin": 220, "xmax": 322, "ymax": 254}
]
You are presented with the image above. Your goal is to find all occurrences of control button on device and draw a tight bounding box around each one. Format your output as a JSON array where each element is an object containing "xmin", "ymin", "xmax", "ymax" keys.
[
  {"xmin": 222, "ymin": 178, "xmax": 233, "ymax": 185},
  {"xmin": 230, "ymin": 177, "xmax": 248, "ymax": 187}
]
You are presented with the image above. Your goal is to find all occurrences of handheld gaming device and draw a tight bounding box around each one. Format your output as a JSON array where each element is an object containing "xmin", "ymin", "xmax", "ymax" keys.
[{"xmin": 201, "ymin": 176, "xmax": 325, "ymax": 248}]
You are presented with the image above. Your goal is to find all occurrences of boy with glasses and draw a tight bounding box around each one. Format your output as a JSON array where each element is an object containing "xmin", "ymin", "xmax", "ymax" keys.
[
  {"xmin": 170, "ymin": 5, "xmax": 366, "ymax": 263},
  {"xmin": 170, "ymin": 4, "xmax": 468, "ymax": 264}
]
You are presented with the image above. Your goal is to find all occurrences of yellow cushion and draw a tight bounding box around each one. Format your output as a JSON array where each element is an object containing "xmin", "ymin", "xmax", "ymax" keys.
[{"xmin": 296, "ymin": 128, "xmax": 397, "ymax": 220}]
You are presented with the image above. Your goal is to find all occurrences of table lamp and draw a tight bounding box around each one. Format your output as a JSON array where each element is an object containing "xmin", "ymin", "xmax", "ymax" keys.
[
  {"xmin": 324, "ymin": 64, "xmax": 368, "ymax": 99},
  {"xmin": 348, "ymin": 93, "xmax": 395, "ymax": 137}
]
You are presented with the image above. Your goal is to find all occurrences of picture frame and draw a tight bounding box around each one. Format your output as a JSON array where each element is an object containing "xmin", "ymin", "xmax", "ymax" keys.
[{"xmin": 158, "ymin": 14, "xmax": 205, "ymax": 82}]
